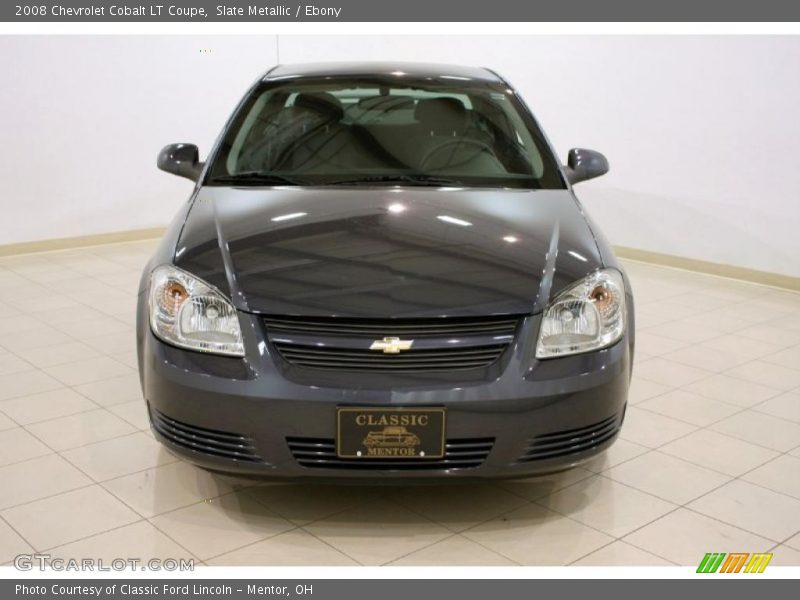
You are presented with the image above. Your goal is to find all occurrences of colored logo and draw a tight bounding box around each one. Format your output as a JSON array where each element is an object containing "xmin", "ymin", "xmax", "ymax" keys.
[
  {"xmin": 369, "ymin": 337, "xmax": 414, "ymax": 354},
  {"xmin": 696, "ymin": 552, "xmax": 773, "ymax": 573}
]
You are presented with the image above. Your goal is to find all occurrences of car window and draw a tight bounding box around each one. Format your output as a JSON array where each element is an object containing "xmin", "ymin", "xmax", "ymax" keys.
[{"xmin": 210, "ymin": 76, "xmax": 565, "ymax": 190}]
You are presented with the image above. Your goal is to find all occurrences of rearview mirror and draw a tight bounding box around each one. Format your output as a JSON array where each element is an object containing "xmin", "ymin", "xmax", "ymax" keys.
[
  {"xmin": 565, "ymin": 148, "xmax": 609, "ymax": 185},
  {"xmin": 157, "ymin": 143, "xmax": 203, "ymax": 181}
]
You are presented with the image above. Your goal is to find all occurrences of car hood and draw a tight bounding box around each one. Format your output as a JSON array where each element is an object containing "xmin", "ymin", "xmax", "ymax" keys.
[{"xmin": 173, "ymin": 186, "xmax": 603, "ymax": 318}]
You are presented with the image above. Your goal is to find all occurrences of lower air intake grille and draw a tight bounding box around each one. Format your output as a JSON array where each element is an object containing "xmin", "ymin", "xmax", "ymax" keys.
[
  {"xmin": 150, "ymin": 407, "xmax": 265, "ymax": 463},
  {"xmin": 287, "ymin": 437, "xmax": 494, "ymax": 470},
  {"xmin": 517, "ymin": 414, "xmax": 621, "ymax": 462}
]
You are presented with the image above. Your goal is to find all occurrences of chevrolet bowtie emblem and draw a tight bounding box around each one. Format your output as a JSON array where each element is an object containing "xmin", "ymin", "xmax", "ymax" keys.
[{"xmin": 369, "ymin": 337, "xmax": 414, "ymax": 354}]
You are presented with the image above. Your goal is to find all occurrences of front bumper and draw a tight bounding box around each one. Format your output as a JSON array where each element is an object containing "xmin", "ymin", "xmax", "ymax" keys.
[{"xmin": 137, "ymin": 309, "xmax": 632, "ymax": 481}]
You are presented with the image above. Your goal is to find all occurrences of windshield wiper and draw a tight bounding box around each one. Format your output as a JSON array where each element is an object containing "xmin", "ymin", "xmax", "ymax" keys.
[
  {"xmin": 209, "ymin": 173, "xmax": 306, "ymax": 186},
  {"xmin": 325, "ymin": 174, "xmax": 464, "ymax": 187},
  {"xmin": 210, "ymin": 172, "xmax": 466, "ymax": 188}
]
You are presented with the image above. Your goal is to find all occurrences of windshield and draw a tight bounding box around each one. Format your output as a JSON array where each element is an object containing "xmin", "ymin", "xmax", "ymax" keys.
[{"xmin": 206, "ymin": 75, "xmax": 565, "ymax": 189}]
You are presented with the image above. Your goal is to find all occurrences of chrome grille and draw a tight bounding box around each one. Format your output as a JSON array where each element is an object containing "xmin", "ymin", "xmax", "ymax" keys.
[
  {"xmin": 150, "ymin": 406, "xmax": 265, "ymax": 463},
  {"xmin": 287, "ymin": 437, "xmax": 494, "ymax": 470},
  {"xmin": 517, "ymin": 414, "xmax": 621, "ymax": 462}
]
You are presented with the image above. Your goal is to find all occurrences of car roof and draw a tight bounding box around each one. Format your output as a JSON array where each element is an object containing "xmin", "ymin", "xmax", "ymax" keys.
[{"xmin": 263, "ymin": 62, "xmax": 504, "ymax": 83}]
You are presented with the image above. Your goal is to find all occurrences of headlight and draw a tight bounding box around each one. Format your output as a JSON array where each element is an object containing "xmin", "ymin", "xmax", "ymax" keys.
[
  {"xmin": 535, "ymin": 268, "xmax": 626, "ymax": 359},
  {"xmin": 149, "ymin": 265, "xmax": 244, "ymax": 357}
]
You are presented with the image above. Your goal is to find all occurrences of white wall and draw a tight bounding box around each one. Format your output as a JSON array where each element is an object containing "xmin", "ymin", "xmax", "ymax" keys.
[
  {"xmin": 0, "ymin": 35, "xmax": 277, "ymax": 242},
  {"xmin": 2, "ymin": 35, "xmax": 799, "ymax": 277}
]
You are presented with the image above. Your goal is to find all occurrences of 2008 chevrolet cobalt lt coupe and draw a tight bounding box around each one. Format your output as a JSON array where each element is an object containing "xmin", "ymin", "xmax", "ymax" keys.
[{"xmin": 137, "ymin": 62, "xmax": 635, "ymax": 480}]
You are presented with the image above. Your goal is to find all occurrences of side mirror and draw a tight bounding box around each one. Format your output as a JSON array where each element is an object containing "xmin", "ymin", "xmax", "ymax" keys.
[
  {"xmin": 157, "ymin": 143, "xmax": 203, "ymax": 181},
  {"xmin": 565, "ymin": 148, "xmax": 609, "ymax": 185}
]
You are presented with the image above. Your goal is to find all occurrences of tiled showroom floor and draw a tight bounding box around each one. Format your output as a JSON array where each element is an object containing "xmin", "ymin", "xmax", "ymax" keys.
[{"xmin": 1, "ymin": 239, "xmax": 800, "ymax": 567}]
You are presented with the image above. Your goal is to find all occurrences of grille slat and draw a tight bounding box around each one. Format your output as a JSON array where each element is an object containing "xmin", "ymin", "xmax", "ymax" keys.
[
  {"xmin": 277, "ymin": 346, "xmax": 506, "ymax": 359},
  {"xmin": 281, "ymin": 358, "xmax": 500, "ymax": 368},
  {"xmin": 151, "ymin": 407, "xmax": 265, "ymax": 463},
  {"xmin": 278, "ymin": 355, "xmax": 504, "ymax": 365},
  {"xmin": 287, "ymin": 437, "xmax": 494, "ymax": 470},
  {"xmin": 518, "ymin": 415, "xmax": 622, "ymax": 463},
  {"xmin": 531, "ymin": 415, "xmax": 618, "ymax": 442},
  {"xmin": 264, "ymin": 316, "xmax": 519, "ymax": 337},
  {"xmin": 276, "ymin": 357, "xmax": 499, "ymax": 372}
]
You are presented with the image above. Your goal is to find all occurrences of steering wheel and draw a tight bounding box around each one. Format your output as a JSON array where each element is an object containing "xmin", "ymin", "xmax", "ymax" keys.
[{"xmin": 419, "ymin": 139, "xmax": 496, "ymax": 170}]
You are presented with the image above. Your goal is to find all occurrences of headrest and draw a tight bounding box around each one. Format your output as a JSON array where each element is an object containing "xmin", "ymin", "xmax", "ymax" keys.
[
  {"xmin": 414, "ymin": 97, "xmax": 467, "ymax": 132},
  {"xmin": 292, "ymin": 92, "xmax": 344, "ymax": 121},
  {"xmin": 357, "ymin": 96, "xmax": 415, "ymax": 111}
]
